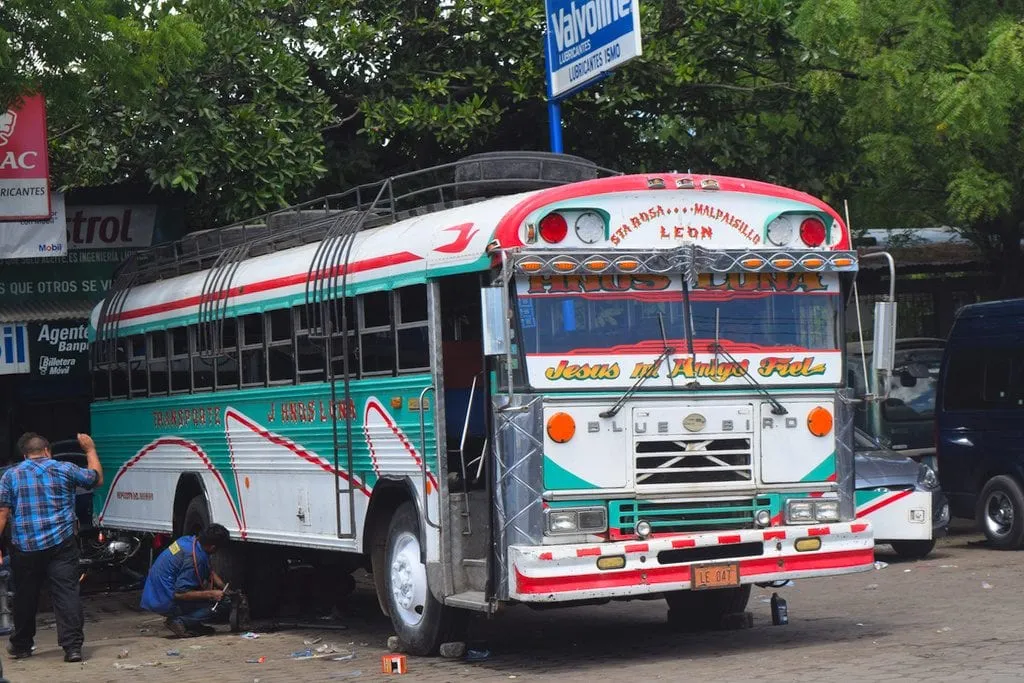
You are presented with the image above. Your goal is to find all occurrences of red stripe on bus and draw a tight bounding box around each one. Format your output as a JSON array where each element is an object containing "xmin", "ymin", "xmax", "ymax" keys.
[
  {"xmin": 851, "ymin": 523, "xmax": 869, "ymax": 533},
  {"xmin": 671, "ymin": 538, "xmax": 696, "ymax": 548},
  {"xmin": 538, "ymin": 552, "xmax": 553, "ymax": 561},
  {"xmin": 717, "ymin": 534, "xmax": 742, "ymax": 544},
  {"xmin": 808, "ymin": 527, "xmax": 830, "ymax": 536},
  {"xmin": 576, "ymin": 547, "xmax": 601, "ymax": 557},
  {"xmin": 625, "ymin": 543, "xmax": 649, "ymax": 553},
  {"xmin": 514, "ymin": 547, "xmax": 873, "ymax": 595},
  {"xmin": 97, "ymin": 437, "xmax": 246, "ymax": 538},
  {"xmin": 106, "ymin": 251, "xmax": 423, "ymax": 323},
  {"xmin": 226, "ymin": 409, "xmax": 371, "ymax": 497},
  {"xmin": 763, "ymin": 530, "xmax": 786, "ymax": 541}
]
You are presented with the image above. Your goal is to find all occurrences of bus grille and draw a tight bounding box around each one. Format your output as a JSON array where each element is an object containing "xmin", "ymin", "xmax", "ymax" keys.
[
  {"xmin": 634, "ymin": 436, "xmax": 752, "ymax": 487},
  {"xmin": 609, "ymin": 497, "xmax": 770, "ymax": 536}
]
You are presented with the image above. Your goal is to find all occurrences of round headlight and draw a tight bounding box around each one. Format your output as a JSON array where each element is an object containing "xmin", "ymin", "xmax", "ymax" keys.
[
  {"xmin": 574, "ymin": 211, "xmax": 605, "ymax": 244},
  {"xmin": 919, "ymin": 465, "xmax": 939, "ymax": 490},
  {"xmin": 755, "ymin": 509, "xmax": 772, "ymax": 527},
  {"xmin": 635, "ymin": 520, "xmax": 652, "ymax": 538},
  {"xmin": 766, "ymin": 216, "xmax": 794, "ymax": 246}
]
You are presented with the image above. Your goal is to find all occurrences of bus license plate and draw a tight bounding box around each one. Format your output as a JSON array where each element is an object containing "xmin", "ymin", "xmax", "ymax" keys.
[{"xmin": 692, "ymin": 562, "xmax": 740, "ymax": 590}]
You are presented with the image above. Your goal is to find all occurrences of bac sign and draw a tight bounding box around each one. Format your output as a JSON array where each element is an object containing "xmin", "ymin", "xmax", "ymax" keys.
[
  {"xmin": 544, "ymin": 0, "xmax": 642, "ymax": 99},
  {"xmin": 0, "ymin": 94, "xmax": 51, "ymax": 221}
]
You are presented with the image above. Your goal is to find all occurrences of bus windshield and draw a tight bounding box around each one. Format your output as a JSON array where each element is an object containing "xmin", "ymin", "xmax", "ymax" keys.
[{"xmin": 516, "ymin": 272, "xmax": 841, "ymax": 357}]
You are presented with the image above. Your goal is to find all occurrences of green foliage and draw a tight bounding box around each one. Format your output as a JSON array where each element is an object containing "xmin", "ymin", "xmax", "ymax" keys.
[
  {"xmin": 795, "ymin": 0, "xmax": 1024, "ymax": 289},
  {"xmin": 1, "ymin": 0, "xmax": 847, "ymax": 227}
]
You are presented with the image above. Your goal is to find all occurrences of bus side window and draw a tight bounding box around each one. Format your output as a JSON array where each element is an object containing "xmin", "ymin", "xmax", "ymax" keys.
[
  {"xmin": 240, "ymin": 313, "xmax": 267, "ymax": 387},
  {"xmin": 330, "ymin": 297, "xmax": 359, "ymax": 379},
  {"xmin": 193, "ymin": 324, "xmax": 215, "ymax": 391},
  {"xmin": 397, "ymin": 285, "xmax": 429, "ymax": 372},
  {"xmin": 360, "ymin": 290, "xmax": 396, "ymax": 376},
  {"xmin": 148, "ymin": 331, "xmax": 169, "ymax": 396},
  {"xmin": 169, "ymin": 327, "xmax": 191, "ymax": 393},
  {"xmin": 267, "ymin": 308, "xmax": 295, "ymax": 384},
  {"xmin": 129, "ymin": 335, "xmax": 147, "ymax": 397},
  {"xmin": 216, "ymin": 320, "xmax": 241, "ymax": 389},
  {"xmin": 110, "ymin": 339, "xmax": 129, "ymax": 398},
  {"xmin": 92, "ymin": 358, "xmax": 111, "ymax": 400},
  {"xmin": 296, "ymin": 307, "xmax": 327, "ymax": 383}
]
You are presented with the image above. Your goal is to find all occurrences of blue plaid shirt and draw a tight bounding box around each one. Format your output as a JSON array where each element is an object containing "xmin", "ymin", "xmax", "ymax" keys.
[{"xmin": 0, "ymin": 458, "xmax": 98, "ymax": 552}]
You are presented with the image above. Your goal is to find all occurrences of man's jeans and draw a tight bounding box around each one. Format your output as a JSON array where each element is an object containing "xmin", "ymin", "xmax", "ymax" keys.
[
  {"xmin": 166, "ymin": 601, "xmax": 215, "ymax": 631},
  {"xmin": 10, "ymin": 536, "xmax": 84, "ymax": 652}
]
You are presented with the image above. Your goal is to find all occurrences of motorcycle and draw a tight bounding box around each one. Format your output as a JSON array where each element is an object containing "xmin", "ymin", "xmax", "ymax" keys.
[{"xmin": 0, "ymin": 441, "xmax": 145, "ymax": 586}]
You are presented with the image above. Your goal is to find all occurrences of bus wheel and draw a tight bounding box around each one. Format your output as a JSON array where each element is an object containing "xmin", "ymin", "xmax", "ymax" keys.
[
  {"xmin": 978, "ymin": 475, "xmax": 1024, "ymax": 549},
  {"xmin": 890, "ymin": 539, "xmax": 936, "ymax": 560},
  {"xmin": 182, "ymin": 495, "xmax": 210, "ymax": 535},
  {"xmin": 665, "ymin": 585, "xmax": 752, "ymax": 631},
  {"xmin": 383, "ymin": 502, "xmax": 461, "ymax": 655}
]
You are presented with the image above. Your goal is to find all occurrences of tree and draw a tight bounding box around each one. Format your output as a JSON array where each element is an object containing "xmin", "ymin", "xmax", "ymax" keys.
[
  {"xmin": 794, "ymin": 0, "xmax": 1024, "ymax": 293},
  {"xmin": 3, "ymin": 0, "xmax": 845, "ymax": 227}
]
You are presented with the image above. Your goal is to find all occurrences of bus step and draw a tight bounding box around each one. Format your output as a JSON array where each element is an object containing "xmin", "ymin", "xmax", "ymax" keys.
[{"xmin": 443, "ymin": 591, "xmax": 492, "ymax": 612}]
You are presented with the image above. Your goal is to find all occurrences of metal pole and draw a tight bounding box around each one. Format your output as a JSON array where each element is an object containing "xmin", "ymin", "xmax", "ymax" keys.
[{"xmin": 547, "ymin": 100, "xmax": 564, "ymax": 154}]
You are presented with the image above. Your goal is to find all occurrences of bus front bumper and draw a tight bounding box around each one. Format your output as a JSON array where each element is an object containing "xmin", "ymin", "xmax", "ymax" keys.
[{"xmin": 509, "ymin": 521, "xmax": 874, "ymax": 602}]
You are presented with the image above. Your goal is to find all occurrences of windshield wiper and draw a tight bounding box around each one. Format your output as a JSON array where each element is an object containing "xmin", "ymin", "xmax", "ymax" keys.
[
  {"xmin": 599, "ymin": 344, "xmax": 675, "ymax": 419},
  {"xmin": 710, "ymin": 341, "xmax": 788, "ymax": 416}
]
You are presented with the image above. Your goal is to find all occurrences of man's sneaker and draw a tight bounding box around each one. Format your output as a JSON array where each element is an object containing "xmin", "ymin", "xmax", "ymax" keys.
[
  {"xmin": 63, "ymin": 648, "xmax": 83, "ymax": 663},
  {"xmin": 187, "ymin": 624, "xmax": 216, "ymax": 637},
  {"xmin": 5, "ymin": 644, "xmax": 31, "ymax": 659},
  {"xmin": 164, "ymin": 618, "xmax": 189, "ymax": 638}
]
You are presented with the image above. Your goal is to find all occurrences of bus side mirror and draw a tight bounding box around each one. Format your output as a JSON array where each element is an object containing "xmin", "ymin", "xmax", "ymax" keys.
[
  {"xmin": 481, "ymin": 287, "xmax": 508, "ymax": 356},
  {"xmin": 871, "ymin": 301, "xmax": 897, "ymax": 373}
]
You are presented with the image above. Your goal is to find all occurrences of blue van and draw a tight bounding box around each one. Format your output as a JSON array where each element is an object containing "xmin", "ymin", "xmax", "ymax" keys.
[{"xmin": 936, "ymin": 299, "xmax": 1024, "ymax": 549}]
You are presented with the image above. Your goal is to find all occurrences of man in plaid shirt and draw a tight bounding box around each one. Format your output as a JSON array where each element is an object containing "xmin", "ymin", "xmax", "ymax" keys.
[{"xmin": 0, "ymin": 433, "xmax": 103, "ymax": 663}]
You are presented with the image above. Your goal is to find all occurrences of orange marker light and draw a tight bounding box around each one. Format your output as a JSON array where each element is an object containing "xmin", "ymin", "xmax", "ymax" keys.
[
  {"xmin": 771, "ymin": 258, "xmax": 795, "ymax": 268},
  {"xmin": 519, "ymin": 260, "xmax": 543, "ymax": 273},
  {"xmin": 551, "ymin": 260, "xmax": 576, "ymax": 272},
  {"xmin": 807, "ymin": 407, "xmax": 833, "ymax": 437},
  {"xmin": 546, "ymin": 412, "xmax": 576, "ymax": 443},
  {"xmin": 741, "ymin": 258, "xmax": 764, "ymax": 269},
  {"xmin": 802, "ymin": 257, "xmax": 824, "ymax": 268},
  {"xmin": 616, "ymin": 259, "xmax": 640, "ymax": 271},
  {"xmin": 832, "ymin": 257, "xmax": 854, "ymax": 267},
  {"xmin": 584, "ymin": 259, "xmax": 609, "ymax": 271}
]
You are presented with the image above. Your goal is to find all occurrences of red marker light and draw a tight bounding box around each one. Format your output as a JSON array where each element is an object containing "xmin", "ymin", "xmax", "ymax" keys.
[
  {"xmin": 539, "ymin": 212, "xmax": 568, "ymax": 243},
  {"xmin": 799, "ymin": 217, "xmax": 826, "ymax": 247}
]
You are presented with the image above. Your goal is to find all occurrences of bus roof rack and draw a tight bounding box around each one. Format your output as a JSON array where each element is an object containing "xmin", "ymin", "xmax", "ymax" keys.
[
  {"xmin": 114, "ymin": 151, "xmax": 618, "ymax": 287},
  {"xmin": 92, "ymin": 152, "xmax": 618, "ymax": 360}
]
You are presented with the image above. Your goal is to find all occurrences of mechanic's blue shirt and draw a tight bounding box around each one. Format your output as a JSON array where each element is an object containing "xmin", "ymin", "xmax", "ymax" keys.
[{"xmin": 140, "ymin": 536, "xmax": 210, "ymax": 614}]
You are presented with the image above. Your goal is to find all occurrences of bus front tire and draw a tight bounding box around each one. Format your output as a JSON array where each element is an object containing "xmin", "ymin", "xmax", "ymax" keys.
[
  {"xmin": 977, "ymin": 475, "xmax": 1024, "ymax": 550},
  {"xmin": 382, "ymin": 502, "xmax": 462, "ymax": 655},
  {"xmin": 665, "ymin": 585, "xmax": 752, "ymax": 631}
]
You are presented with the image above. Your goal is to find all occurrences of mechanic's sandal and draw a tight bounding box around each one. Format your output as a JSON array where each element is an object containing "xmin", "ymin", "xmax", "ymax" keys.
[
  {"xmin": 64, "ymin": 648, "xmax": 83, "ymax": 663},
  {"xmin": 5, "ymin": 644, "xmax": 30, "ymax": 659},
  {"xmin": 164, "ymin": 617, "xmax": 188, "ymax": 638}
]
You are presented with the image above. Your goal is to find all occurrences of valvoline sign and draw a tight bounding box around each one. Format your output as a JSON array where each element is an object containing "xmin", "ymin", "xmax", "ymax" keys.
[
  {"xmin": 0, "ymin": 94, "xmax": 51, "ymax": 221},
  {"xmin": 544, "ymin": 0, "xmax": 642, "ymax": 99}
]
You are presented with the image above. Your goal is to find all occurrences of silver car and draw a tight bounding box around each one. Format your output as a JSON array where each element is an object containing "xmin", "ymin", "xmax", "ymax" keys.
[{"xmin": 855, "ymin": 428, "xmax": 949, "ymax": 559}]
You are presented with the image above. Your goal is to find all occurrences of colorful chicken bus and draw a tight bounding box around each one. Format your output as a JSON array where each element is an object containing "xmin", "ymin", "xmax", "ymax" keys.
[{"xmin": 88, "ymin": 153, "xmax": 886, "ymax": 654}]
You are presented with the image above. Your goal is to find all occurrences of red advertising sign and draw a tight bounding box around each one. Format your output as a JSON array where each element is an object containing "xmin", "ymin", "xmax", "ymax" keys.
[{"xmin": 0, "ymin": 94, "xmax": 51, "ymax": 221}]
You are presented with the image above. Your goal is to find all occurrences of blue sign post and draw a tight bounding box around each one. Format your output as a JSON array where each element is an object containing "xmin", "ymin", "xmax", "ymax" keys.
[{"xmin": 543, "ymin": 0, "xmax": 643, "ymax": 153}]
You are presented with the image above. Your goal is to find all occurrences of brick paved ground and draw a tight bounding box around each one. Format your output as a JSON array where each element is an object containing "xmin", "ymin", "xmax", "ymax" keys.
[{"xmin": 5, "ymin": 524, "xmax": 1022, "ymax": 683}]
